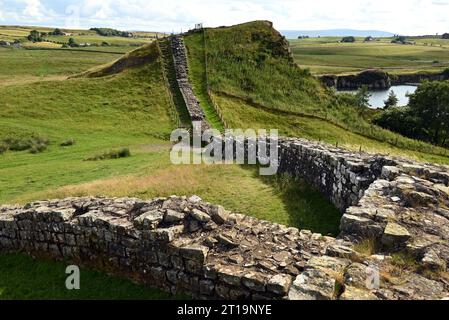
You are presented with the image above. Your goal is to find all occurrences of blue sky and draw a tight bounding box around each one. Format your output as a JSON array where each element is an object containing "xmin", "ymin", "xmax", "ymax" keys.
[{"xmin": 0, "ymin": 0, "xmax": 448, "ymax": 35}]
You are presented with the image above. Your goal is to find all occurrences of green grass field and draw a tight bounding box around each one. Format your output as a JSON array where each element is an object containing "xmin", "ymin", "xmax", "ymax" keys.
[
  {"xmin": 0, "ymin": 253, "xmax": 183, "ymax": 300},
  {"xmin": 0, "ymin": 46, "xmax": 123, "ymax": 85},
  {"xmin": 290, "ymin": 37, "xmax": 449, "ymax": 75}
]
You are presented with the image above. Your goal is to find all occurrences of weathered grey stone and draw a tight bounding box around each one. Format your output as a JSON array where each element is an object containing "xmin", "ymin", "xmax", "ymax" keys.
[
  {"xmin": 199, "ymin": 279, "xmax": 215, "ymax": 296},
  {"xmin": 340, "ymin": 286, "xmax": 379, "ymax": 300},
  {"xmin": 382, "ymin": 166, "xmax": 401, "ymax": 180},
  {"xmin": 164, "ymin": 210, "xmax": 185, "ymax": 224},
  {"xmin": 344, "ymin": 263, "xmax": 368, "ymax": 288},
  {"xmin": 422, "ymin": 250, "xmax": 446, "ymax": 271},
  {"xmin": 209, "ymin": 205, "xmax": 229, "ymax": 225},
  {"xmin": 179, "ymin": 245, "xmax": 209, "ymax": 263},
  {"xmin": 190, "ymin": 209, "xmax": 211, "ymax": 223},
  {"xmin": 288, "ymin": 269, "xmax": 336, "ymax": 300},
  {"xmin": 325, "ymin": 244, "xmax": 359, "ymax": 260},
  {"xmin": 392, "ymin": 274, "xmax": 445, "ymax": 300},
  {"xmin": 381, "ymin": 222, "xmax": 411, "ymax": 248},
  {"xmin": 267, "ymin": 274, "xmax": 292, "ymax": 295},
  {"xmin": 242, "ymin": 272, "xmax": 267, "ymax": 292},
  {"xmin": 133, "ymin": 210, "xmax": 163, "ymax": 230},
  {"xmin": 188, "ymin": 195, "xmax": 202, "ymax": 203},
  {"xmin": 218, "ymin": 266, "xmax": 243, "ymax": 286},
  {"xmin": 216, "ymin": 234, "xmax": 239, "ymax": 248}
]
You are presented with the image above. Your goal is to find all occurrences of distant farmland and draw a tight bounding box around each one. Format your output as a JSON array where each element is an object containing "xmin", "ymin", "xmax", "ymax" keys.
[{"xmin": 290, "ymin": 36, "xmax": 449, "ymax": 75}]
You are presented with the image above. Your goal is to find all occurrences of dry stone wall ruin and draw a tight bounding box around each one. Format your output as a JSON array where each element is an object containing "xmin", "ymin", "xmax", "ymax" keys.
[
  {"xmin": 170, "ymin": 36, "xmax": 211, "ymax": 132},
  {"xmin": 1, "ymin": 138, "xmax": 449, "ymax": 300}
]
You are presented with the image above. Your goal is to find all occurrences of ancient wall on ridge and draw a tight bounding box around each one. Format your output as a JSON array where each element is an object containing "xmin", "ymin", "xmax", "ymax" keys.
[{"xmin": 170, "ymin": 36, "xmax": 210, "ymax": 131}]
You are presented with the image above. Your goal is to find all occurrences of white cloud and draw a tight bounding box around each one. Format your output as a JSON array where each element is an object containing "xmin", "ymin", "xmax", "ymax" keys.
[
  {"xmin": 0, "ymin": 0, "xmax": 448, "ymax": 35},
  {"xmin": 22, "ymin": 0, "xmax": 47, "ymax": 19}
]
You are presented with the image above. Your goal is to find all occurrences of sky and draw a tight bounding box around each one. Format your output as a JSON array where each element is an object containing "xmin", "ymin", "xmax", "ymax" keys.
[{"xmin": 0, "ymin": 0, "xmax": 448, "ymax": 35}]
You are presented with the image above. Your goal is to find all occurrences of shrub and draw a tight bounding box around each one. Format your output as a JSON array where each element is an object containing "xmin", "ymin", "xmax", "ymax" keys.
[
  {"xmin": 60, "ymin": 138, "xmax": 75, "ymax": 147},
  {"xmin": 0, "ymin": 142, "xmax": 8, "ymax": 154},
  {"xmin": 341, "ymin": 36, "xmax": 355, "ymax": 43},
  {"xmin": 373, "ymin": 106, "xmax": 426, "ymax": 141},
  {"xmin": 90, "ymin": 28, "xmax": 132, "ymax": 38},
  {"xmin": 1, "ymin": 135, "xmax": 49, "ymax": 153},
  {"xmin": 29, "ymin": 142, "xmax": 48, "ymax": 154},
  {"xmin": 85, "ymin": 148, "xmax": 131, "ymax": 161}
]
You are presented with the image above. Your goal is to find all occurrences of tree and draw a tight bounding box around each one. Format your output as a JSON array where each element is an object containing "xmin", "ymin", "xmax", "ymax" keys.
[
  {"xmin": 50, "ymin": 28, "xmax": 64, "ymax": 36},
  {"xmin": 341, "ymin": 36, "xmax": 356, "ymax": 43},
  {"xmin": 442, "ymin": 33, "xmax": 449, "ymax": 39},
  {"xmin": 391, "ymin": 36, "xmax": 408, "ymax": 44},
  {"xmin": 355, "ymin": 85, "xmax": 372, "ymax": 114},
  {"xmin": 27, "ymin": 30, "xmax": 42, "ymax": 42},
  {"xmin": 384, "ymin": 90, "xmax": 398, "ymax": 109},
  {"xmin": 68, "ymin": 38, "xmax": 78, "ymax": 47},
  {"xmin": 408, "ymin": 81, "xmax": 449, "ymax": 145}
]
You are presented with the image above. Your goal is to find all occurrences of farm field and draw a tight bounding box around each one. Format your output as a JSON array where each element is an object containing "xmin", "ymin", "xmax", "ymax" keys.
[
  {"xmin": 0, "ymin": 25, "xmax": 162, "ymax": 45},
  {"xmin": 0, "ymin": 46, "xmax": 123, "ymax": 85},
  {"xmin": 0, "ymin": 26, "xmax": 162, "ymax": 86},
  {"xmin": 290, "ymin": 36, "xmax": 449, "ymax": 75}
]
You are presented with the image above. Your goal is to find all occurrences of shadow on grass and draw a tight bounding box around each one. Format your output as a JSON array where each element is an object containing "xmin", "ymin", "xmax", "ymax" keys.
[
  {"xmin": 0, "ymin": 252, "xmax": 188, "ymax": 300},
  {"xmin": 245, "ymin": 165, "xmax": 342, "ymax": 237}
]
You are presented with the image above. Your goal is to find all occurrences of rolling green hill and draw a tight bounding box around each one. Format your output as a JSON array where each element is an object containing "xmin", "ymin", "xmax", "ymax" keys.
[{"xmin": 183, "ymin": 21, "xmax": 449, "ymax": 164}]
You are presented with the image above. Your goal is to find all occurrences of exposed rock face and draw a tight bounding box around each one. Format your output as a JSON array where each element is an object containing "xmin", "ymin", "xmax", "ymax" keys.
[
  {"xmin": 170, "ymin": 35, "xmax": 210, "ymax": 132},
  {"xmin": 320, "ymin": 69, "xmax": 449, "ymax": 89},
  {"xmin": 391, "ymin": 71, "xmax": 449, "ymax": 85},
  {"xmin": 320, "ymin": 70, "xmax": 391, "ymax": 90},
  {"xmin": 1, "ymin": 137, "xmax": 449, "ymax": 300}
]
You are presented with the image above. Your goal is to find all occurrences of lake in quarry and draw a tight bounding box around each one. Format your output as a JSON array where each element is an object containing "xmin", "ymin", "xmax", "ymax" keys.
[{"xmin": 339, "ymin": 85, "xmax": 418, "ymax": 109}]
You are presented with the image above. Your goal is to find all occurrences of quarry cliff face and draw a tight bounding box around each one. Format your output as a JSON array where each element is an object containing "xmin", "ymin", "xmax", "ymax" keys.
[{"xmin": 1, "ymin": 137, "xmax": 449, "ymax": 300}]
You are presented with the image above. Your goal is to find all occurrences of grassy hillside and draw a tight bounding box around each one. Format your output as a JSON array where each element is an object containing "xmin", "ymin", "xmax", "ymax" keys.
[
  {"xmin": 184, "ymin": 21, "xmax": 449, "ymax": 163},
  {"xmin": 0, "ymin": 40, "xmax": 340, "ymax": 234},
  {"xmin": 290, "ymin": 37, "xmax": 449, "ymax": 75}
]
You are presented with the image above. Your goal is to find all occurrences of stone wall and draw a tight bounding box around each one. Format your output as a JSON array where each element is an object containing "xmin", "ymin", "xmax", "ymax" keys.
[
  {"xmin": 277, "ymin": 138, "xmax": 393, "ymax": 211},
  {"xmin": 1, "ymin": 138, "xmax": 448, "ymax": 300},
  {"xmin": 170, "ymin": 36, "xmax": 210, "ymax": 131},
  {"xmin": 0, "ymin": 195, "xmax": 339, "ymax": 300}
]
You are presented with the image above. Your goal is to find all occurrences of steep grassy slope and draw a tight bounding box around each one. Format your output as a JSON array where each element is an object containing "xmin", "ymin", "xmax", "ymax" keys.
[
  {"xmin": 184, "ymin": 21, "xmax": 449, "ymax": 163},
  {"xmin": 203, "ymin": 21, "xmax": 330, "ymax": 115}
]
